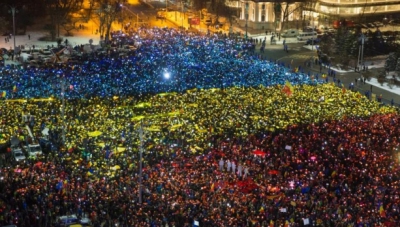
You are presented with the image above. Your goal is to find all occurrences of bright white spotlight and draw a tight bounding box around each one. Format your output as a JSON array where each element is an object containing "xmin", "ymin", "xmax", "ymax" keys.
[{"xmin": 164, "ymin": 72, "xmax": 170, "ymax": 79}]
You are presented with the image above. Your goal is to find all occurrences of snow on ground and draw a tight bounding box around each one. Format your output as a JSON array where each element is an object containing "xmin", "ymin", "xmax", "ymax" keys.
[
  {"xmin": 366, "ymin": 78, "xmax": 400, "ymax": 95},
  {"xmin": 0, "ymin": 31, "xmax": 101, "ymax": 51},
  {"xmin": 303, "ymin": 45, "xmax": 386, "ymax": 73}
]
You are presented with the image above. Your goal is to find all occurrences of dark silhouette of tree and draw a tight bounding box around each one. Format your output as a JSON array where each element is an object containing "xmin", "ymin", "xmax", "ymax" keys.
[
  {"xmin": 93, "ymin": 0, "xmax": 122, "ymax": 43},
  {"xmin": 192, "ymin": 0, "xmax": 207, "ymax": 11},
  {"xmin": 271, "ymin": 0, "xmax": 310, "ymax": 31},
  {"xmin": 44, "ymin": 0, "xmax": 83, "ymax": 40}
]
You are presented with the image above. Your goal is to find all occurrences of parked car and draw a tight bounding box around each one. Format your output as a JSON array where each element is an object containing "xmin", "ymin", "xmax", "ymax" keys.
[
  {"xmin": 282, "ymin": 29, "xmax": 299, "ymax": 38},
  {"xmin": 12, "ymin": 148, "xmax": 26, "ymax": 162},
  {"xmin": 297, "ymin": 31, "xmax": 318, "ymax": 41},
  {"xmin": 24, "ymin": 144, "xmax": 43, "ymax": 158},
  {"xmin": 57, "ymin": 215, "xmax": 79, "ymax": 227},
  {"xmin": 56, "ymin": 215, "xmax": 91, "ymax": 227},
  {"xmin": 306, "ymin": 38, "xmax": 321, "ymax": 45}
]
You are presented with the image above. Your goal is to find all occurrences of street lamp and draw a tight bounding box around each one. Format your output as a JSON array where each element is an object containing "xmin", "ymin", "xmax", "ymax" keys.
[
  {"xmin": 119, "ymin": 4, "xmax": 123, "ymax": 31},
  {"xmin": 244, "ymin": 1, "xmax": 249, "ymax": 39},
  {"xmin": 8, "ymin": 6, "xmax": 18, "ymax": 58},
  {"xmin": 138, "ymin": 120, "xmax": 145, "ymax": 204},
  {"xmin": 311, "ymin": 14, "xmax": 317, "ymax": 51},
  {"xmin": 60, "ymin": 73, "xmax": 66, "ymax": 146},
  {"xmin": 357, "ymin": 34, "xmax": 366, "ymax": 71},
  {"xmin": 181, "ymin": 0, "xmax": 184, "ymax": 28}
]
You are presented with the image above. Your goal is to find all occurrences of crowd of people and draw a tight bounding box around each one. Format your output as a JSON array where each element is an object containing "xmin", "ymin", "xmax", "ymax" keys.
[
  {"xmin": 0, "ymin": 27, "xmax": 399, "ymax": 227},
  {"xmin": 0, "ymin": 27, "xmax": 316, "ymax": 100}
]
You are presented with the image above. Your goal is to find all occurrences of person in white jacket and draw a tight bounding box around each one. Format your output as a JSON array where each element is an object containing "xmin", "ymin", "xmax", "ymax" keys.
[
  {"xmin": 226, "ymin": 159, "xmax": 232, "ymax": 172},
  {"xmin": 244, "ymin": 165, "xmax": 249, "ymax": 178},
  {"xmin": 219, "ymin": 158, "xmax": 224, "ymax": 171}
]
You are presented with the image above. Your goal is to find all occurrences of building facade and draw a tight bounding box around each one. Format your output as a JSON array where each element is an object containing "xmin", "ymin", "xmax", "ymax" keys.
[{"xmin": 233, "ymin": 0, "xmax": 400, "ymax": 33}]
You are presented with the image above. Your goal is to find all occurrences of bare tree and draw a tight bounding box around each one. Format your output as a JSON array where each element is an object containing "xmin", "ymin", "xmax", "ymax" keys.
[
  {"xmin": 192, "ymin": 0, "xmax": 207, "ymax": 11},
  {"xmin": 45, "ymin": 0, "xmax": 84, "ymax": 40},
  {"xmin": 0, "ymin": 17, "xmax": 9, "ymax": 34},
  {"xmin": 293, "ymin": 0, "xmax": 317, "ymax": 29},
  {"xmin": 280, "ymin": 0, "xmax": 302, "ymax": 31},
  {"xmin": 61, "ymin": 18, "xmax": 76, "ymax": 36},
  {"xmin": 93, "ymin": 0, "xmax": 122, "ymax": 43},
  {"xmin": 224, "ymin": 0, "xmax": 240, "ymax": 27},
  {"xmin": 210, "ymin": 0, "xmax": 238, "ymax": 27}
]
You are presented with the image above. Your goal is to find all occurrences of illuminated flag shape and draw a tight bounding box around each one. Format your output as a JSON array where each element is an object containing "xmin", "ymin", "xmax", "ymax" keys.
[
  {"xmin": 13, "ymin": 85, "xmax": 17, "ymax": 92},
  {"xmin": 379, "ymin": 205, "xmax": 386, "ymax": 217},
  {"xmin": 282, "ymin": 80, "xmax": 294, "ymax": 96},
  {"xmin": 284, "ymin": 220, "xmax": 289, "ymax": 227},
  {"xmin": 269, "ymin": 220, "xmax": 274, "ymax": 227}
]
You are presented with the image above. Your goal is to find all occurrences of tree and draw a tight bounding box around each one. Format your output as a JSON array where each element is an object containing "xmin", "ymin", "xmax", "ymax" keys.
[
  {"xmin": 17, "ymin": 6, "xmax": 34, "ymax": 35},
  {"xmin": 44, "ymin": 0, "xmax": 83, "ymax": 40},
  {"xmin": 395, "ymin": 58, "xmax": 400, "ymax": 73},
  {"xmin": 0, "ymin": 17, "xmax": 9, "ymax": 34},
  {"xmin": 388, "ymin": 53, "xmax": 399, "ymax": 72},
  {"xmin": 318, "ymin": 34, "xmax": 335, "ymax": 56},
  {"xmin": 385, "ymin": 52, "xmax": 398, "ymax": 72},
  {"xmin": 61, "ymin": 18, "xmax": 76, "ymax": 36},
  {"xmin": 333, "ymin": 28, "xmax": 358, "ymax": 68},
  {"xmin": 296, "ymin": 0, "xmax": 315, "ymax": 29},
  {"xmin": 192, "ymin": 0, "xmax": 207, "ymax": 11},
  {"xmin": 93, "ymin": 0, "xmax": 122, "ymax": 43},
  {"xmin": 221, "ymin": 0, "xmax": 238, "ymax": 27},
  {"xmin": 280, "ymin": 0, "xmax": 306, "ymax": 31},
  {"xmin": 208, "ymin": 0, "xmax": 237, "ymax": 27},
  {"xmin": 319, "ymin": 27, "xmax": 358, "ymax": 68}
]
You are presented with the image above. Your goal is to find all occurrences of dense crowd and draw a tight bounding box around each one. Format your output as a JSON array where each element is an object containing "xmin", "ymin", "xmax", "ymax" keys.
[
  {"xmin": 1, "ymin": 113, "xmax": 400, "ymax": 227},
  {"xmin": 0, "ymin": 27, "xmax": 317, "ymax": 99},
  {"xmin": 0, "ymin": 27, "xmax": 399, "ymax": 227}
]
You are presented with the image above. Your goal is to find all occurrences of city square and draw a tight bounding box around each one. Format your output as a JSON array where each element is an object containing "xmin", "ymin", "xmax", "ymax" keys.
[{"xmin": 0, "ymin": 0, "xmax": 400, "ymax": 227}]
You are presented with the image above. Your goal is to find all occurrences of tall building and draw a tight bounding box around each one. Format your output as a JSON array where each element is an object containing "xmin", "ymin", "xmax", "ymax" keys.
[{"xmin": 233, "ymin": 0, "xmax": 400, "ymax": 32}]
